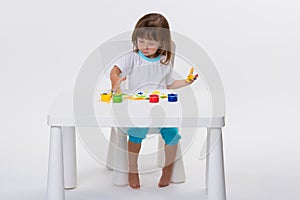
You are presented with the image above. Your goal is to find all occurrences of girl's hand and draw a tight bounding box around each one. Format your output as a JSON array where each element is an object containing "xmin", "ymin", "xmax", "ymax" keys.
[
  {"xmin": 185, "ymin": 74, "xmax": 198, "ymax": 85},
  {"xmin": 112, "ymin": 76, "xmax": 126, "ymax": 92},
  {"xmin": 185, "ymin": 67, "xmax": 198, "ymax": 84}
]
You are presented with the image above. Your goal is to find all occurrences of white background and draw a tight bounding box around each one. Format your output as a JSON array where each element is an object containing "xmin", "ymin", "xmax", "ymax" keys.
[{"xmin": 0, "ymin": 0, "xmax": 300, "ymax": 200}]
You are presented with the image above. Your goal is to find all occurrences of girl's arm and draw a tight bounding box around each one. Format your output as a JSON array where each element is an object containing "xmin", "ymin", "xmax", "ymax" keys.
[
  {"xmin": 110, "ymin": 66, "xmax": 126, "ymax": 92},
  {"xmin": 167, "ymin": 80, "xmax": 189, "ymax": 89},
  {"xmin": 167, "ymin": 75, "xmax": 198, "ymax": 89}
]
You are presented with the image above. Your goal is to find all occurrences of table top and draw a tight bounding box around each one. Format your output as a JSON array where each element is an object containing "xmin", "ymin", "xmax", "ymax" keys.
[{"xmin": 47, "ymin": 90, "xmax": 225, "ymax": 128}]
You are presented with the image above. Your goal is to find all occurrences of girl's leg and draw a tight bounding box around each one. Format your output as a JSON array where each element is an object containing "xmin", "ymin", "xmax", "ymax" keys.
[
  {"xmin": 127, "ymin": 128, "xmax": 148, "ymax": 189},
  {"xmin": 158, "ymin": 144, "xmax": 178, "ymax": 187},
  {"xmin": 128, "ymin": 140, "xmax": 141, "ymax": 189},
  {"xmin": 158, "ymin": 128, "xmax": 181, "ymax": 187}
]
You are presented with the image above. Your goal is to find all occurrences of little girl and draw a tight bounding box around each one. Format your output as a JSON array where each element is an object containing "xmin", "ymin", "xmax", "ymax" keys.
[{"xmin": 110, "ymin": 13, "xmax": 197, "ymax": 189}]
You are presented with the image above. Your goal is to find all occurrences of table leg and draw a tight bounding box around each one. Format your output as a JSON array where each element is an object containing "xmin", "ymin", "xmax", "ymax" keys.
[
  {"xmin": 112, "ymin": 128, "xmax": 128, "ymax": 186},
  {"xmin": 106, "ymin": 128, "xmax": 118, "ymax": 170},
  {"xmin": 62, "ymin": 126, "xmax": 77, "ymax": 189},
  {"xmin": 205, "ymin": 129, "xmax": 210, "ymax": 190},
  {"xmin": 47, "ymin": 126, "xmax": 65, "ymax": 200},
  {"xmin": 206, "ymin": 128, "xmax": 226, "ymax": 200}
]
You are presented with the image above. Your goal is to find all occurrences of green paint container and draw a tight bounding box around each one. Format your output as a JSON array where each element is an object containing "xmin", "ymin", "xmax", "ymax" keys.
[{"xmin": 112, "ymin": 94, "xmax": 123, "ymax": 103}]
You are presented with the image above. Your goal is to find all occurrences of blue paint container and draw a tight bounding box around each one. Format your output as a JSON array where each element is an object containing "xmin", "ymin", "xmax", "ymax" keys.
[{"xmin": 168, "ymin": 94, "xmax": 178, "ymax": 102}]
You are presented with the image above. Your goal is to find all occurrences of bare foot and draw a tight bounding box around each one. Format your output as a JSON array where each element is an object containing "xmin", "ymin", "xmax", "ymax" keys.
[
  {"xmin": 128, "ymin": 172, "xmax": 140, "ymax": 189},
  {"xmin": 158, "ymin": 167, "xmax": 172, "ymax": 187}
]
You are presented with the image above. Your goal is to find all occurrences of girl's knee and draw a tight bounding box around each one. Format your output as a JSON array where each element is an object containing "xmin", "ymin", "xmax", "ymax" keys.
[
  {"xmin": 128, "ymin": 135, "xmax": 144, "ymax": 144},
  {"xmin": 160, "ymin": 128, "xmax": 181, "ymax": 146},
  {"xmin": 127, "ymin": 128, "xmax": 149, "ymax": 143}
]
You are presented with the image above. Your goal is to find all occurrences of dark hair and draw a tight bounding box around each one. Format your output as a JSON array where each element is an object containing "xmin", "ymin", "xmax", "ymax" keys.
[{"xmin": 132, "ymin": 13, "xmax": 172, "ymax": 65}]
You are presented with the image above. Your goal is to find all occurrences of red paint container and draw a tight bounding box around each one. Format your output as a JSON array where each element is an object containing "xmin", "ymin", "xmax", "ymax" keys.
[{"xmin": 149, "ymin": 94, "xmax": 159, "ymax": 103}]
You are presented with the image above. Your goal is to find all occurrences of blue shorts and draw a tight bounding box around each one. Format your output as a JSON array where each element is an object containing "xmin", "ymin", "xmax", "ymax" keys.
[{"xmin": 127, "ymin": 127, "xmax": 181, "ymax": 146}]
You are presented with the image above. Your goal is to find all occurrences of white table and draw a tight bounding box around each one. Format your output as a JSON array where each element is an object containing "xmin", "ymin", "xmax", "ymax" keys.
[{"xmin": 46, "ymin": 90, "xmax": 226, "ymax": 200}]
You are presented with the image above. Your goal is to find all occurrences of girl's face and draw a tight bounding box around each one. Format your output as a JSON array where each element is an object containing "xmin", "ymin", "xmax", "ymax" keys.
[{"xmin": 137, "ymin": 37, "xmax": 160, "ymax": 58}]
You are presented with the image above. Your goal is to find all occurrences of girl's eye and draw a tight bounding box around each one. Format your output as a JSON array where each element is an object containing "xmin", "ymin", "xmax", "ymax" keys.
[{"xmin": 149, "ymin": 43, "xmax": 155, "ymax": 46}]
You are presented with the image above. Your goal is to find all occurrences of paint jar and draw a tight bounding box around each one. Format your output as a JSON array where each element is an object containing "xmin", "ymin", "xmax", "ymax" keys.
[
  {"xmin": 149, "ymin": 94, "xmax": 159, "ymax": 103},
  {"xmin": 113, "ymin": 94, "xmax": 123, "ymax": 103},
  {"xmin": 101, "ymin": 93, "xmax": 111, "ymax": 102},
  {"xmin": 168, "ymin": 94, "xmax": 178, "ymax": 102}
]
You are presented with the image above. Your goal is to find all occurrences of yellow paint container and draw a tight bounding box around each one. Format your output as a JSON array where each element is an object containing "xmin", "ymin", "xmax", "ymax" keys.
[{"xmin": 101, "ymin": 93, "xmax": 111, "ymax": 102}]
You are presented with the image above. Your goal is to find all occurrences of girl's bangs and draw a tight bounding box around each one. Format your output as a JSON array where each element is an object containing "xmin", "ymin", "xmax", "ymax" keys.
[{"xmin": 136, "ymin": 27, "xmax": 161, "ymax": 41}]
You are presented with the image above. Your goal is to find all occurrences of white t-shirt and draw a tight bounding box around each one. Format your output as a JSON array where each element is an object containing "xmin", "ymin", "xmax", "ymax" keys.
[{"xmin": 114, "ymin": 51, "xmax": 175, "ymax": 93}]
